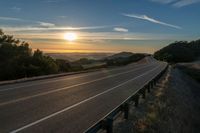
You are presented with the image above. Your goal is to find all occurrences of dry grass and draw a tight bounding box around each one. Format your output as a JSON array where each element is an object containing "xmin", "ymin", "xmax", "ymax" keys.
[{"xmin": 114, "ymin": 66, "xmax": 200, "ymax": 133}]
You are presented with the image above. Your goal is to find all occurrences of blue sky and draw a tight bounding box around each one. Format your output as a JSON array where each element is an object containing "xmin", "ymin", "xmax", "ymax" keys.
[{"xmin": 0, "ymin": 0, "xmax": 200, "ymax": 53}]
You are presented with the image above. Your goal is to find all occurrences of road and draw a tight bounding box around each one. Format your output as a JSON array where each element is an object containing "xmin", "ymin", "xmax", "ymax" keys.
[{"xmin": 0, "ymin": 57, "xmax": 167, "ymax": 133}]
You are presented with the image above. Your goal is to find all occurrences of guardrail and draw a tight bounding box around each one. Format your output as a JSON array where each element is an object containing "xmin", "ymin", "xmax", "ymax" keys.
[{"xmin": 84, "ymin": 64, "xmax": 168, "ymax": 133}]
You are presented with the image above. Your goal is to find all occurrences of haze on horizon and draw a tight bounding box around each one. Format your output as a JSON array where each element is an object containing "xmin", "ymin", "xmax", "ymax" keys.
[{"xmin": 0, "ymin": 0, "xmax": 200, "ymax": 53}]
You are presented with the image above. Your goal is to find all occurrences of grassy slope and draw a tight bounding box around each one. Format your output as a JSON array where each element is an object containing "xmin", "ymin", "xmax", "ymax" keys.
[
  {"xmin": 176, "ymin": 63, "xmax": 200, "ymax": 82},
  {"xmin": 114, "ymin": 66, "xmax": 200, "ymax": 133}
]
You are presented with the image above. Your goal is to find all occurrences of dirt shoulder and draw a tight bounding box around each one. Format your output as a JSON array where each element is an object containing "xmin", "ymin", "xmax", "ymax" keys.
[{"xmin": 114, "ymin": 66, "xmax": 200, "ymax": 133}]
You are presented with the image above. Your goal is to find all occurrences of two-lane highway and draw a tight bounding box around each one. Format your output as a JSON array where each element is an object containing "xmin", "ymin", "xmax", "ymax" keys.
[{"xmin": 0, "ymin": 58, "xmax": 167, "ymax": 133}]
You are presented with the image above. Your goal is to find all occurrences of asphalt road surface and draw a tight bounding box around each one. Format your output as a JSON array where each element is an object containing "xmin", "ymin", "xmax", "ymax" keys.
[{"xmin": 0, "ymin": 57, "xmax": 167, "ymax": 133}]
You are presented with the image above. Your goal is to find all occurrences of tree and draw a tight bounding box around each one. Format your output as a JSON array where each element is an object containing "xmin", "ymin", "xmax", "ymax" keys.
[
  {"xmin": 154, "ymin": 40, "xmax": 200, "ymax": 63},
  {"xmin": 56, "ymin": 59, "xmax": 71, "ymax": 72},
  {"xmin": 0, "ymin": 29, "xmax": 59, "ymax": 80}
]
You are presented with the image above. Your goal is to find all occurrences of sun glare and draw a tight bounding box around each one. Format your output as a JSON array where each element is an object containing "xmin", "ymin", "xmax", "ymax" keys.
[{"xmin": 64, "ymin": 32, "xmax": 77, "ymax": 41}]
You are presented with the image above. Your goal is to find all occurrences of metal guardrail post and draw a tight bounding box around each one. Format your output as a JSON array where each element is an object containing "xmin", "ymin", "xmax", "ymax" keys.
[
  {"xmin": 142, "ymin": 88, "xmax": 146, "ymax": 99},
  {"xmin": 84, "ymin": 64, "xmax": 169, "ymax": 133},
  {"xmin": 106, "ymin": 117, "xmax": 113, "ymax": 133},
  {"xmin": 134, "ymin": 94, "xmax": 139, "ymax": 107},
  {"xmin": 147, "ymin": 84, "xmax": 150, "ymax": 93},
  {"xmin": 150, "ymin": 81, "xmax": 153, "ymax": 89},
  {"xmin": 124, "ymin": 103, "xmax": 129, "ymax": 119},
  {"xmin": 153, "ymin": 79, "xmax": 155, "ymax": 86}
]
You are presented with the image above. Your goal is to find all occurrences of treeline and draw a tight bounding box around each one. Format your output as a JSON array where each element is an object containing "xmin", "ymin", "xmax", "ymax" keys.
[
  {"xmin": 0, "ymin": 30, "xmax": 146, "ymax": 81},
  {"xmin": 105, "ymin": 53, "xmax": 145, "ymax": 66},
  {"xmin": 0, "ymin": 30, "xmax": 82, "ymax": 81},
  {"xmin": 154, "ymin": 39, "xmax": 200, "ymax": 63}
]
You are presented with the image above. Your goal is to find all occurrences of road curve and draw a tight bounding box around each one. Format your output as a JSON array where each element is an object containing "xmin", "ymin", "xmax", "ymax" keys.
[{"xmin": 0, "ymin": 58, "xmax": 167, "ymax": 133}]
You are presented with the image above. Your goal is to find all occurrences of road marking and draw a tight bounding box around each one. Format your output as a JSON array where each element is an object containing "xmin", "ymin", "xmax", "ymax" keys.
[
  {"xmin": 0, "ymin": 64, "xmax": 157, "ymax": 106},
  {"xmin": 10, "ymin": 64, "xmax": 161, "ymax": 133},
  {"xmin": 0, "ymin": 63, "xmax": 152, "ymax": 92},
  {"xmin": 84, "ymin": 63, "xmax": 166, "ymax": 132}
]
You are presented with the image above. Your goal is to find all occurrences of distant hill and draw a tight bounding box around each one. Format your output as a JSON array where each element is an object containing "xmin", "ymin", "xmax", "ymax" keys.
[
  {"xmin": 105, "ymin": 52, "xmax": 146, "ymax": 66},
  {"xmin": 154, "ymin": 39, "xmax": 200, "ymax": 63},
  {"xmin": 106, "ymin": 52, "xmax": 133, "ymax": 60},
  {"xmin": 46, "ymin": 53, "xmax": 113, "ymax": 61}
]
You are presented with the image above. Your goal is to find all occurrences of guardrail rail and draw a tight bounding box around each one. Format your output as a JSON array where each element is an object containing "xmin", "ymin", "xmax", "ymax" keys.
[{"xmin": 84, "ymin": 63, "xmax": 168, "ymax": 133}]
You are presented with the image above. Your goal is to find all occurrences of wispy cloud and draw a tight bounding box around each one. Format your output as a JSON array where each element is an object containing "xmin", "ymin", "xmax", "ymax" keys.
[
  {"xmin": 37, "ymin": 22, "xmax": 55, "ymax": 27},
  {"xmin": 0, "ymin": 16, "xmax": 56, "ymax": 28},
  {"xmin": 0, "ymin": 16, "xmax": 114, "ymax": 31},
  {"xmin": 11, "ymin": 6, "xmax": 21, "ymax": 12},
  {"xmin": 9, "ymin": 31, "xmax": 181, "ymax": 42},
  {"xmin": 0, "ymin": 16, "xmax": 23, "ymax": 21},
  {"xmin": 173, "ymin": 0, "xmax": 200, "ymax": 7},
  {"xmin": 58, "ymin": 25, "xmax": 110, "ymax": 30},
  {"xmin": 43, "ymin": 0, "xmax": 63, "ymax": 3},
  {"xmin": 44, "ymin": 0, "xmax": 58, "ymax": 3},
  {"xmin": 1, "ymin": 25, "xmax": 112, "ymax": 32},
  {"xmin": 149, "ymin": 0, "xmax": 200, "ymax": 7},
  {"xmin": 113, "ymin": 27, "xmax": 128, "ymax": 32},
  {"xmin": 150, "ymin": 0, "xmax": 177, "ymax": 4},
  {"xmin": 58, "ymin": 16, "xmax": 67, "ymax": 19},
  {"xmin": 122, "ymin": 13, "xmax": 182, "ymax": 29}
]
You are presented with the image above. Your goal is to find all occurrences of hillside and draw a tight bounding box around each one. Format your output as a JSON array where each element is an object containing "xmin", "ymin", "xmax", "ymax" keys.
[
  {"xmin": 106, "ymin": 52, "xmax": 134, "ymax": 60},
  {"xmin": 115, "ymin": 66, "xmax": 200, "ymax": 133},
  {"xmin": 46, "ymin": 53, "xmax": 113, "ymax": 61},
  {"xmin": 104, "ymin": 52, "xmax": 146, "ymax": 66},
  {"xmin": 154, "ymin": 39, "xmax": 200, "ymax": 63}
]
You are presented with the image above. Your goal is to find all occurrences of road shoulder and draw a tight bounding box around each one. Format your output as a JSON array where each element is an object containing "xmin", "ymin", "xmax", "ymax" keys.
[{"xmin": 114, "ymin": 66, "xmax": 200, "ymax": 133}]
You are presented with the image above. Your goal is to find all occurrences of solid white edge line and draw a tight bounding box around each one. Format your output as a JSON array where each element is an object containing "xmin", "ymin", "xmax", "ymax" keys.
[{"xmin": 10, "ymin": 64, "xmax": 161, "ymax": 133}]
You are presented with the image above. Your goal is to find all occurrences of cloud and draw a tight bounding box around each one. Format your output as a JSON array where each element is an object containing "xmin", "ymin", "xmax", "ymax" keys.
[
  {"xmin": 150, "ymin": 0, "xmax": 177, "ymax": 4},
  {"xmin": 0, "ymin": 25, "xmax": 113, "ymax": 32},
  {"xmin": 0, "ymin": 16, "xmax": 115, "ymax": 31},
  {"xmin": 58, "ymin": 26, "xmax": 109, "ymax": 30},
  {"xmin": 173, "ymin": 0, "xmax": 200, "ymax": 7},
  {"xmin": 58, "ymin": 16, "xmax": 67, "ymax": 19},
  {"xmin": 37, "ymin": 22, "xmax": 55, "ymax": 27},
  {"xmin": 122, "ymin": 13, "xmax": 182, "ymax": 29},
  {"xmin": 7, "ymin": 30, "xmax": 181, "ymax": 42},
  {"xmin": 0, "ymin": 16, "xmax": 23, "ymax": 21},
  {"xmin": 0, "ymin": 16, "xmax": 56, "ymax": 28},
  {"xmin": 44, "ymin": 0, "xmax": 58, "ymax": 3},
  {"xmin": 113, "ymin": 27, "xmax": 128, "ymax": 32},
  {"xmin": 11, "ymin": 6, "xmax": 21, "ymax": 12},
  {"xmin": 149, "ymin": 0, "xmax": 200, "ymax": 7},
  {"xmin": 43, "ymin": 0, "xmax": 62, "ymax": 3}
]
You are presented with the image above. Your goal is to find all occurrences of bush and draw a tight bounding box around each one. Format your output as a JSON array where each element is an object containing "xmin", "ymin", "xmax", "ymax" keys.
[
  {"xmin": 105, "ymin": 53, "xmax": 145, "ymax": 66},
  {"xmin": 55, "ymin": 59, "xmax": 71, "ymax": 72}
]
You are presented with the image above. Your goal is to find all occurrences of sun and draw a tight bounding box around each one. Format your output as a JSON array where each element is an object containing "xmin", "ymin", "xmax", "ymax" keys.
[{"xmin": 64, "ymin": 32, "xmax": 77, "ymax": 41}]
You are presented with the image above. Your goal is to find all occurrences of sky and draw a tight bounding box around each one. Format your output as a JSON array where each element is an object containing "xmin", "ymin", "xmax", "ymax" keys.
[{"xmin": 0, "ymin": 0, "xmax": 200, "ymax": 53}]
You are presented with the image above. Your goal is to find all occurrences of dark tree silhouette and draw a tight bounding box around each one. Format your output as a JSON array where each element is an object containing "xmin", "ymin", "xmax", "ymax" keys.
[
  {"xmin": 154, "ymin": 40, "xmax": 200, "ymax": 63},
  {"xmin": 0, "ymin": 30, "xmax": 64, "ymax": 80}
]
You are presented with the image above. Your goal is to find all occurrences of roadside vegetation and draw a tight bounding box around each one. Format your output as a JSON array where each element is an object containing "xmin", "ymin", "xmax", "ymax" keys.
[
  {"xmin": 115, "ymin": 67, "xmax": 200, "ymax": 133},
  {"xmin": 104, "ymin": 52, "xmax": 146, "ymax": 66},
  {"xmin": 114, "ymin": 39, "xmax": 200, "ymax": 133},
  {"xmin": 177, "ymin": 65, "xmax": 200, "ymax": 82},
  {"xmin": 0, "ymin": 29, "xmax": 60, "ymax": 80},
  {"xmin": 154, "ymin": 39, "xmax": 200, "ymax": 63},
  {"xmin": 154, "ymin": 39, "xmax": 200, "ymax": 81},
  {"xmin": 0, "ymin": 29, "xmax": 145, "ymax": 81}
]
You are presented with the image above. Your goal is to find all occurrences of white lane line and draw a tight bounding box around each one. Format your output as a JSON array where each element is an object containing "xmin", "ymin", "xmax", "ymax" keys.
[
  {"xmin": 0, "ymin": 64, "xmax": 157, "ymax": 106},
  {"xmin": 10, "ymin": 64, "xmax": 161, "ymax": 133},
  {"xmin": 0, "ymin": 63, "xmax": 152, "ymax": 92}
]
